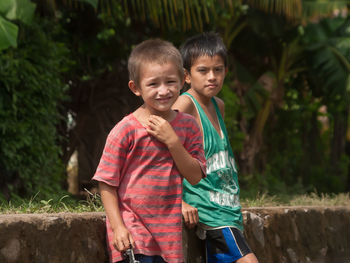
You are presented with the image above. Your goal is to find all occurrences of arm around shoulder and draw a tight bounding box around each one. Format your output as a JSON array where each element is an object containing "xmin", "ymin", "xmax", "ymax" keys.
[
  {"xmin": 166, "ymin": 137, "xmax": 204, "ymax": 185},
  {"xmin": 168, "ymin": 115, "xmax": 206, "ymax": 185},
  {"xmin": 145, "ymin": 114, "xmax": 205, "ymax": 185}
]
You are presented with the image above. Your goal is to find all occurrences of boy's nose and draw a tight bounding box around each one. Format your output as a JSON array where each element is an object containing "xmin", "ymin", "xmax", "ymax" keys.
[
  {"xmin": 158, "ymin": 84, "xmax": 170, "ymax": 95},
  {"xmin": 208, "ymin": 70, "xmax": 216, "ymax": 80}
]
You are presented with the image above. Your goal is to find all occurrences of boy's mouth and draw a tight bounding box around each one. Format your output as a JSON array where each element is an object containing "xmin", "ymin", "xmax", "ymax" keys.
[
  {"xmin": 206, "ymin": 84, "xmax": 217, "ymax": 88},
  {"xmin": 156, "ymin": 96, "xmax": 172, "ymax": 102}
]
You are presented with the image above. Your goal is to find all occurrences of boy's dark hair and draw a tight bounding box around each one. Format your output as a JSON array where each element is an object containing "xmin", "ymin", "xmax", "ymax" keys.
[
  {"xmin": 180, "ymin": 32, "xmax": 228, "ymax": 72},
  {"xmin": 128, "ymin": 38, "xmax": 184, "ymax": 85}
]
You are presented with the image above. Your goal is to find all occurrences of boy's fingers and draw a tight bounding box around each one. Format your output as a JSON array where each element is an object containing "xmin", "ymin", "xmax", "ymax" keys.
[
  {"xmin": 191, "ymin": 208, "xmax": 199, "ymax": 223},
  {"xmin": 124, "ymin": 239, "xmax": 130, "ymax": 248},
  {"xmin": 189, "ymin": 211, "xmax": 197, "ymax": 227},
  {"xmin": 122, "ymin": 241, "xmax": 130, "ymax": 251},
  {"xmin": 183, "ymin": 212, "xmax": 189, "ymax": 223},
  {"xmin": 128, "ymin": 235, "xmax": 135, "ymax": 248},
  {"xmin": 114, "ymin": 237, "xmax": 131, "ymax": 252},
  {"xmin": 188, "ymin": 209, "xmax": 199, "ymax": 228},
  {"xmin": 146, "ymin": 121, "xmax": 155, "ymax": 129},
  {"xmin": 183, "ymin": 211, "xmax": 190, "ymax": 224},
  {"xmin": 184, "ymin": 210, "xmax": 195, "ymax": 228},
  {"xmin": 182, "ymin": 203, "xmax": 199, "ymax": 228},
  {"xmin": 148, "ymin": 115, "xmax": 160, "ymax": 124},
  {"xmin": 115, "ymin": 240, "xmax": 123, "ymax": 251}
]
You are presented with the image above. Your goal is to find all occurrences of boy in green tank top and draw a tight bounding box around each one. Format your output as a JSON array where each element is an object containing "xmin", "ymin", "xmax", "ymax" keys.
[{"xmin": 173, "ymin": 32, "xmax": 258, "ymax": 263}]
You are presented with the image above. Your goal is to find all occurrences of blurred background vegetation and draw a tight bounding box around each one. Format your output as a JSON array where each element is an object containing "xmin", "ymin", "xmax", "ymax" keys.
[{"xmin": 1, "ymin": 0, "xmax": 350, "ymax": 204}]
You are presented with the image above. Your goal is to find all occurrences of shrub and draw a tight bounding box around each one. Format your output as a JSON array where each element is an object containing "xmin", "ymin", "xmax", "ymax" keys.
[{"xmin": 0, "ymin": 19, "xmax": 70, "ymax": 200}]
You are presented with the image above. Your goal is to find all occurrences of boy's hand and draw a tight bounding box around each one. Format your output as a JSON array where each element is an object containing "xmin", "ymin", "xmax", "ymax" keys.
[
  {"xmin": 182, "ymin": 201, "xmax": 199, "ymax": 229},
  {"xmin": 147, "ymin": 114, "xmax": 204, "ymax": 185},
  {"xmin": 113, "ymin": 225, "xmax": 135, "ymax": 252},
  {"xmin": 146, "ymin": 115, "xmax": 178, "ymax": 147}
]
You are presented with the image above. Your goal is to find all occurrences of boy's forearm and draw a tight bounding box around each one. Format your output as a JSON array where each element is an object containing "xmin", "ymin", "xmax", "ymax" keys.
[
  {"xmin": 99, "ymin": 182, "xmax": 126, "ymax": 231},
  {"xmin": 167, "ymin": 138, "xmax": 203, "ymax": 185},
  {"xmin": 145, "ymin": 115, "xmax": 204, "ymax": 184}
]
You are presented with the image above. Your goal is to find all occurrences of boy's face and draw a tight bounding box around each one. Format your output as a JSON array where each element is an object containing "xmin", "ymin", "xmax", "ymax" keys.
[
  {"xmin": 129, "ymin": 61, "xmax": 183, "ymax": 118},
  {"xmin": 186, "ymin": 55, "xmax": 227, "ymax": 98}
]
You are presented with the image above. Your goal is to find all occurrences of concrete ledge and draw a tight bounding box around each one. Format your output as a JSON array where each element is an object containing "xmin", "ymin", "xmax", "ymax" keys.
[
  {"xmin": 0, "ymin": 212, "xmax": 107, "ymax": 263},
  {"xmin": 1, "ymin": 207, "xmax": 350, "ymax": 263},
  {"xmin": 242, "ymin": 206, "xmax": 350, "ymax": 263}
]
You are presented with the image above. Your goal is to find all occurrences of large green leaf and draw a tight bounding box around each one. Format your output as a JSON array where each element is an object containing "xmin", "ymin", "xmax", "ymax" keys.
[
  {"xmin": 303, "ymin": 18, "xmax": 350, "ymax": 100},
  {"xmin": 0, "ymin": 0, "xmax": 36, "ymax": 51},
  {"xmin": 0, "ymin": 16, "xmax": 18, "ymax": 50},
  {"xmin": 4, "ymin": 0, "xmax": 36, "ymax": 24},
  {"xmin": 0, "ymin": 0, "xmax": 13, "ymax": 15}
]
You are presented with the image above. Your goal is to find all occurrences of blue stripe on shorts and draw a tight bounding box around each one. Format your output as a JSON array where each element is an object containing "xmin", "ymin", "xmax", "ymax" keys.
[{"xmin": 206, "ymin": 227, "xmax": 251, "ymax": 263}]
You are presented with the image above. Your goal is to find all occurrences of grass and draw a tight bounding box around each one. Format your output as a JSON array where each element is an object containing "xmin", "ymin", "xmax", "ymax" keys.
[
  {"xmin": 0, "ymin": 189, "xmax": 104, "ymax": 214},
  {"xmin": 241, "ymin": 191, "xmax": 350, "ymax": 208},
  {"xmin": 1, "ymin": 191, "xmax": 349, "ymax": 214}
]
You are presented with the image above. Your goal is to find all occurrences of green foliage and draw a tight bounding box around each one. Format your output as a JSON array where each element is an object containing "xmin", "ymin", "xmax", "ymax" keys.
[
  {"xmin": 302, "ymin": 17, "xmax": 350, "ymax": 106},
  {"xmin": 0, "ymin": 19, "xmax": 70, "ymax": 199},
  {"xmin": 2, "ymin": 0, "xmax": 349, "ymax": 202},
  {"xmin": 241, "ymin": 70, "xmax": 349, "ymax": 195},
  {"xmin": 59, "ymin": 0, "xmax": 133, "ymax": 82},
  {"xmin": 224, "ymin": 14, "xmax": 350, "ymax": 196},
  {"xmin": 0, "ymin": 0, "xmax": 36, "ymax": 51},
  {"xmin": 2, "ymin": 191, "xmax": 349, "ymax": 213},
  {"xmin": 0, "ymin": 16, "xmax": 18, "ymax": 50},
  {"xmin": 240, "ymin": 191, "xmax": 350, "ymax": 207},
  {"xmin": 2, "ymin": 0, "xmax": 36, "ymax": 24},
  {"xmin": 218, "ymin": 76, "xmax": 245, "ymax": 152},
  {"xmin": 0, "ymin": 190, "xmax": 103, "ymax": 213},
  {"xmin": 80, "ymin": 0, "xmax": 98, "ymax": 9}
]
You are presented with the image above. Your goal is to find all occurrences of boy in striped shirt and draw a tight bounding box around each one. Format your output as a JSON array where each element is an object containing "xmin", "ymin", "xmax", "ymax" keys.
[{"xmin": 92, "ymin": 39, "xmax": 206, "ymax": 263}]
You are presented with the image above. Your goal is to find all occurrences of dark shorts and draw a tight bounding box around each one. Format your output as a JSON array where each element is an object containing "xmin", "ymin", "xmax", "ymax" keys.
[
  {"xmin": 118, "ymin": 254, "xmax": 166, "ymax": 263},
  {"xmin": 205, "ymin": 227, "xmax": 252, "ymax": 263}
]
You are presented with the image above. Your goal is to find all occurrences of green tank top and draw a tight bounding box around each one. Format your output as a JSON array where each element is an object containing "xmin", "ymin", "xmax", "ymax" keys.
[{"xmin": 182, "ymin": 92, "xmax": 243, "ymax": 231}]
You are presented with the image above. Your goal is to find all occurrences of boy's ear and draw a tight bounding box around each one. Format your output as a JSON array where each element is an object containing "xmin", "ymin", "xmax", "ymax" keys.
[
  {"xmin": 128, "ymin": 80, "xmax": 141, "ymax": 96},
  {"xmin": 184, "ymin": 69, "xmax": 191, "ymax": 85},
  {"xmin": 181, "ymin": 75, "xmax": 185, "ymax": 87}
]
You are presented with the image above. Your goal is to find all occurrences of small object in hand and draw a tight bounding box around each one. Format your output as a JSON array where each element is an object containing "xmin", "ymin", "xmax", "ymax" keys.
[{"xmin": 125, "ymin": 248, "xmax": 140, "ymax": 263}]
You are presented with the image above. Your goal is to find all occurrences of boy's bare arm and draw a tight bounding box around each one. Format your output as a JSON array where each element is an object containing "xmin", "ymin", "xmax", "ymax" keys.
[
  {"xmin": 99, "ymin": 182, "xmax": 135, "ymax": 251},
  {"xmin": 173, "ymin": 95, "xmax": 203, "ymax": 135},
  {"xmin": 146, "ymin": 115, "xmax": 203, "ymax": 185},
  {"xmin": 173, "ymin": 96, "xmax": 202, "ymax": 226},
  {"xmin": 172, "ymin": 95, "xmax": 196, "ymax": 116},
  {"xmin": 214, "ymin": 96, "xmax": 225, "ymax": 118}
]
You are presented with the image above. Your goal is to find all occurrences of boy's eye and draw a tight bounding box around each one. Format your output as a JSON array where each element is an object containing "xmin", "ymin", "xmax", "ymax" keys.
[
  {"xmin": 215, "ymin": 67, "xmax": 224, "ymax": 72},
  {"xmin": 148, "ymin": 82, "xmax": 157, "ymax": 86},
  {"xmin": 198, "ymin": 68, "xmax": 207, "ymax": 73}
]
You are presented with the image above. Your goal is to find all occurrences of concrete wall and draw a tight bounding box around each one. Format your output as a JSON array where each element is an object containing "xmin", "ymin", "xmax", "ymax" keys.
[{"xmin": 1, "ymin": 207, "xmax": 349, "ymax": 263}]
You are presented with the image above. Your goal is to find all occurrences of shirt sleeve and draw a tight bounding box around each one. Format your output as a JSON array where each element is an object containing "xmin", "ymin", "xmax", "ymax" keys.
[
  {"xmin": 92, "ymin": 122, "xmax": 129, "ymax": 187},
  {"xmin": 184, "ymin": 117, "xmax": 207, "ymax": 178}
]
